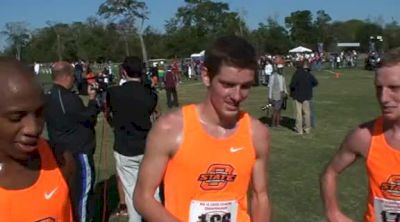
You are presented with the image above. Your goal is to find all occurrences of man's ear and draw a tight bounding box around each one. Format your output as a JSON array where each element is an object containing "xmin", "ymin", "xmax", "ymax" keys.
[{"xmin": 201, "ymin": 67, "xmax": 211, "ymax": 87}]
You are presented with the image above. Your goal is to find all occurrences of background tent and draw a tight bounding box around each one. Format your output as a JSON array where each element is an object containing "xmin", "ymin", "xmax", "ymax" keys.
[
  {"xmin": 289, "ymin": 46, "xmax": 312, "ymax": 53},
  {"xmin": 190, "ymin": 50, "xmax": 205, "ymax": 60}
]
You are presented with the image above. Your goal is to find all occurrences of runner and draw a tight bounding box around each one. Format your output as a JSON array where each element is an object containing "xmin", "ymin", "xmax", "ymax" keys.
[
  {"xmin": 321, "ymin": 47, "xmax": 400, "ymax": 222},
  {"xmin": 0, "ymin": 58, "xmax": 74, "ymax": 222},
  {"xmin": 134, "ymin": 36, "xmax": 271, "ymax": 222}
]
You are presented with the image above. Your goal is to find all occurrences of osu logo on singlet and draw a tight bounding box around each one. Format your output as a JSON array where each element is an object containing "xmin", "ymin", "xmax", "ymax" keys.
[
  {"xmin": 380, "ymin": 175, "xmax": 400, "ymax": 199},
  {"xmin": 198, "ymin": 164, "xmax": 237, "ymax": 190}
]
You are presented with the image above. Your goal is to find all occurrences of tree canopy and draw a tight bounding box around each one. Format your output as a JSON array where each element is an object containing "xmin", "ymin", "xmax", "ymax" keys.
[{"xmin": 1, "ymin": 2, "xmax": 400, "ymax": 62}]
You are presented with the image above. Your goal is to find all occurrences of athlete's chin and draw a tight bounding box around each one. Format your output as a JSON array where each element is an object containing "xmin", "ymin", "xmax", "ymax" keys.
[
  {"xmin": 10, "ymin": 149, "xmax": 34, "ymax": 161},
  {"xmin": 382, "ymin": 113, "xmax": 399, "ymax": 121},
  {"xmin": 224, "ymin": 106, "xmax": 240, "ymax": 115},
  {"xmin": 225, "ymin": 103, "xmax": 240, "ymax": 112}
]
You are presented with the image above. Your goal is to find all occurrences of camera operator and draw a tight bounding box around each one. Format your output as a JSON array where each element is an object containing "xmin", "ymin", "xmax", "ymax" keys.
[
  {"xmin": 92, "ymin": 70, "xmax": 109, "ymax": 111},
  {"xmin": 105, "ymin": 56, "xmax": 158, "ymax": 222},
  {"xmin": 45, "ymin": 61, "xmax": 100, "ymax": 222}
]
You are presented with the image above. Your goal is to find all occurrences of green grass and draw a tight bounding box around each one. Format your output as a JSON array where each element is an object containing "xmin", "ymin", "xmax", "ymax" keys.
[{"xmin": 39, "ymin": 67, "xmax": 378, "ymax": 221}]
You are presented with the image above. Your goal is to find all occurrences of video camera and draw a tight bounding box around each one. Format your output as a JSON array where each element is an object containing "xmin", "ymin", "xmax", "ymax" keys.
[{"xmin": 89, "ymin": 74, "xmax": 109, "ymax": 93}]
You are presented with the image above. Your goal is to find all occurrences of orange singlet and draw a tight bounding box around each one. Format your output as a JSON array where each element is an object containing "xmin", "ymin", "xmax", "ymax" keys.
[
  {"xmin": 0, "ymin": 139, "xmax": 73, "ymax": 222},
  {"xmin": 164, "ymin": 104, "xmax": 256, "ymax": 222},
  {"xmin": 365, "ymin": 117, "xmax": 400, "ymax": 222}
]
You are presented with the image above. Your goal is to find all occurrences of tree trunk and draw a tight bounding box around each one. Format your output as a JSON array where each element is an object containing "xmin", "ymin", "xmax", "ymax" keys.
[
  {"xmin": 138, "ymin": 33, "xmax": 147, "ymax": 66},
  {"xmin": 137, "ymin": 18, "xmax": 148, "ymax": 67},
  {"xmin": 57, "ymin": 34, "xmax": 62, "ymax": 61},
  {"xmin": 16, "ymin": 43, "xmax": 21, "ymax": 61},
  {"xmin": 123, "ymin": 34, "xmax": 130, "ymax": 56}
]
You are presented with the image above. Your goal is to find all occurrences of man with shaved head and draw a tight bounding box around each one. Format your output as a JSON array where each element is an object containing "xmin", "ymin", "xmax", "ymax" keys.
[
  {"xmin": 45, "ymin": 61, "xmax": 99, "ymax": 222},
  {"xmin": 0, "ymin": 58, "xmax": 74, "ymax": 221}
]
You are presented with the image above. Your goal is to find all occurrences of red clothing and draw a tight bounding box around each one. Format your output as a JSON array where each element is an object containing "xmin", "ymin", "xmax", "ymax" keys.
[
  {"xmin": 86, "ymin": 72, "xmax": 96, "ymax": 85},
  {"xmin": 164, "ymin": 70, "xmax": 177, "ymax": 89}
]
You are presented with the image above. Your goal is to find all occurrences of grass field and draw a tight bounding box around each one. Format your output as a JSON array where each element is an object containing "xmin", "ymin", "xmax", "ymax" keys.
[{"xmin": 40, "ymin": 67, "xmax": 378, "ymax": 221}]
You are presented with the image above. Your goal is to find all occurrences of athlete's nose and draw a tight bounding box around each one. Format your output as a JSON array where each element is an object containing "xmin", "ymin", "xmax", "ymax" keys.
[
  {"xmin": 231, "ymin": 86, "xmax": 243, "ymax": 102},
  {"xmin": 22, "ymin": 114, "xmax": 44, "ymax": 137}
]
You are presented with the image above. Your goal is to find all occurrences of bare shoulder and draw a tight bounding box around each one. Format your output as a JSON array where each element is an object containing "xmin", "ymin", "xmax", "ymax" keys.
[
  {"xmin": 342, "ymin": 120, "xmax": 374, "ymax": 157},
  {"xmin": 154, "ymin": 109, "xmax": 183, "ymax": 132},
  {"xmin": 147, "ymin": 108, "xmax": 184, "ymax": 156},
  {"xmin": 249, "ymin": 116, "xmax": 270, "ymax": 157}
]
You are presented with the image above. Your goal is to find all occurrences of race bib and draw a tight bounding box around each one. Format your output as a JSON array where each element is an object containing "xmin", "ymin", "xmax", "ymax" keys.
[
  {"xmin": 189, "ymin": 200, "xmax": 238, "ymax": 222},
  {"xmin": 374, "ymin": 197, "xmax": 400, "ymax": 222}
]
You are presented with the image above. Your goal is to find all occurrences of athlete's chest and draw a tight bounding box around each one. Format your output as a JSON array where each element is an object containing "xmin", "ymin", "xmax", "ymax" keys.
[{"xmin": 0, "ymin": 172, "xmax": 70, "ymax": 222}]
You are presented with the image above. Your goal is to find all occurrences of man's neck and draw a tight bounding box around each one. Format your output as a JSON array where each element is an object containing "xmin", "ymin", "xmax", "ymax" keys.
[
  {"xmin": 53, "ymin": 80, "xmax": 70, "ymax": 89},
  {"xmin": 197, "ymin": 101, "xmax": 238, "ymax": 129},
  {"xmin": 0, "ymin": 151, "xmax": 40, "ymax": 175}
]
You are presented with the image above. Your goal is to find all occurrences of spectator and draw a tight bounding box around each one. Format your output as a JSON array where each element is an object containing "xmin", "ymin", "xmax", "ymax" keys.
[
  {"xmin": 268, "ymin": 68, "xmax": 288, "ymax": 127},
  {"xmin": 289, "ymin": 61, "xmax": 318, "ymax": 134},
  {"xmin": 264, "ymin": 60, "xmax": 273, "ymax": 85},
  {"xmin": 274, "ymin": 55, "xmax": 285, "ymax": 74},
  {"xmin": 86, "ymin": 66, "xmax": 96, "ymax": 86},
  {"xmin": 105, "ymin": 56, "xmax": 158, "ymax": 222},
  {"xmin": 164, "ymin": 65, "xmax": 179, "ymax": 108},
  {"xmin": 74, "ymin": 61, "xmax": 84, "ymax": 93},
  {"xmin": 34, "ymin": 61, "xmax": 40, "ymax": 75},
  {"xmin": 45, "ymin": 61, "xmax": 100, "ymax": 222}
]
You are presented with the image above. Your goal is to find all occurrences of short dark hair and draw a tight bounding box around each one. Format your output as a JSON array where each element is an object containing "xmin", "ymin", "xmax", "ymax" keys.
[
  {"xmin": 377, "ymin": 47, "xmax": 400, "ymax": 68},
  {"xmin": 122, "ymin": 56, "xmax": 144, "ymax": 78},
  {"xmin": 204, "ymin": 35, "xmax": 257, "ymax": 80}
]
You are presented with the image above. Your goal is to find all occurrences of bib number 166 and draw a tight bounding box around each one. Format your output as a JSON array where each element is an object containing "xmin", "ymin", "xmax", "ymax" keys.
[
  {"xmin": 197, "ymin": 212, "xmax": 231, "ymax": 222},
  {"xmin": 380, "ymin": 211, "xmax": 400, "ymax": 222}
]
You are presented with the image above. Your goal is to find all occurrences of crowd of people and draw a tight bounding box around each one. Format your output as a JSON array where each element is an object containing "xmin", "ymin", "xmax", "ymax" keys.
[{"xmin": 0, "ymin": 35, "xmax": 400, "ymax": 222}]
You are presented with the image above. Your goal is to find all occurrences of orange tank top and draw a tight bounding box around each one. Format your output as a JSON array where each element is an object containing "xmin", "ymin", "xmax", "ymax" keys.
[
  {"xmin": 164, "ymin": 104, "xmax": 256, "ymax": 222},
  {"xmin": 365, "ymin": 117, "xmax": 400, "ymax": 222},
  {"xmin": 0, "ymin": 138, "xmax": 73, "ymax": 222}
]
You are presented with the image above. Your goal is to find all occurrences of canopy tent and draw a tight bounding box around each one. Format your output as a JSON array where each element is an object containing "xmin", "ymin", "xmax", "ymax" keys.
[
  {"xmin": 289, "ymin": 46, "xmax": 312, "ymax": 53},
  {"xmin": 190, "ymin": 50, "xmax": 205, "ymax": 59}
]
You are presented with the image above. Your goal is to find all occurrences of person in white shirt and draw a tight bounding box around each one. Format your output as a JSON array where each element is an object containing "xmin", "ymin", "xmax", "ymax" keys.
[
  {"xmin": 34, "ymin": 62, "xmax": 40, "ymax": 75},
  {"xmin": 264, "ymin": 60, "xmax": 273, "ymax": 85},
  {"xmin": 268, "ymin": 69, "xmax": 288, "ymax": 127}
]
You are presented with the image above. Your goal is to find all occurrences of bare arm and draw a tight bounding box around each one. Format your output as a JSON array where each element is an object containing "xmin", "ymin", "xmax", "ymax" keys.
[
  {"xmin": 250, "ymin": 118, "xmax": 271, "ymax": 222},
  {"xmin": 133, "ymin": 111, "xmax": 182, "ymax": 222},
  {"xmin": 53, "ymin": 148, "xmax": 77, "ymax": 221},
  {"xmin": 320, "ymin": 123, "xmax": 372, "ymax": 222}
]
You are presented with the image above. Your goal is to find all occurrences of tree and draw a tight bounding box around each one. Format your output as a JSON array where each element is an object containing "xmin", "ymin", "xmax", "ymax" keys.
[
  {"xmin": 98, "ymin": 0, "xmax": 149, "ymax": 63},
  {"xmin": 1, "ymin": 22, "xmax": 31, "ymax": 60},
  {"xmin": 285, "ymin": 10, "xmax": 315, "ymax": 47},
  {"xmin": 314, "ymin": 10, "xmax": 333, "ymax": 47},
  {"xmin": 355, "ymin": 22, "xmax": 383, "ymax": 52},
  {"xmin": 251, "ymin": 17, "xmax": 292, "ymax": 54},
  {"xmin": 384, "ymin": 21, "xmax": 400, "ymax": 49},
  {"xmin": 164, "ymin": 0, "xmax": 242, "ymax": 57}
]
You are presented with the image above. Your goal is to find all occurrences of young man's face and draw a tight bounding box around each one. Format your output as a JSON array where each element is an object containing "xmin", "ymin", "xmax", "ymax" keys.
[
  {"xmin": 204, "ymin": 64, "xmax": 255, "ymax": 119},
  {"xmin": 0, "ymin": 74, "xmax": 44, "ymax": 161},
  {"xmin": 375, "ymin": 63, "xmax": 400, "ymax": 121}
]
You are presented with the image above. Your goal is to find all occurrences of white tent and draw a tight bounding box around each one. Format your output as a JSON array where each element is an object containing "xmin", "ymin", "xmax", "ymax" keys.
[
  {"xmin": 190, "ymin": 50, "xmax": 205, "ymax": 58},
  {"xmin": 289, "ymin": 46, "xmax": 312, "ymax": 53}
]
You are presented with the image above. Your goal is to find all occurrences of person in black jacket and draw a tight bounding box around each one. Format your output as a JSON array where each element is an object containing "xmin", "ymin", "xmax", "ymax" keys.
[
  {"xmin": 45, "ymin": 61, "xmax": 100, "ymax": 222},
  {"xmin": 289, "ymin": 61, "xmax": 318, "ymax": 134},
  {"xmin": 105, "ymin": 56, "xmax": 158, "ymax": 222}
]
